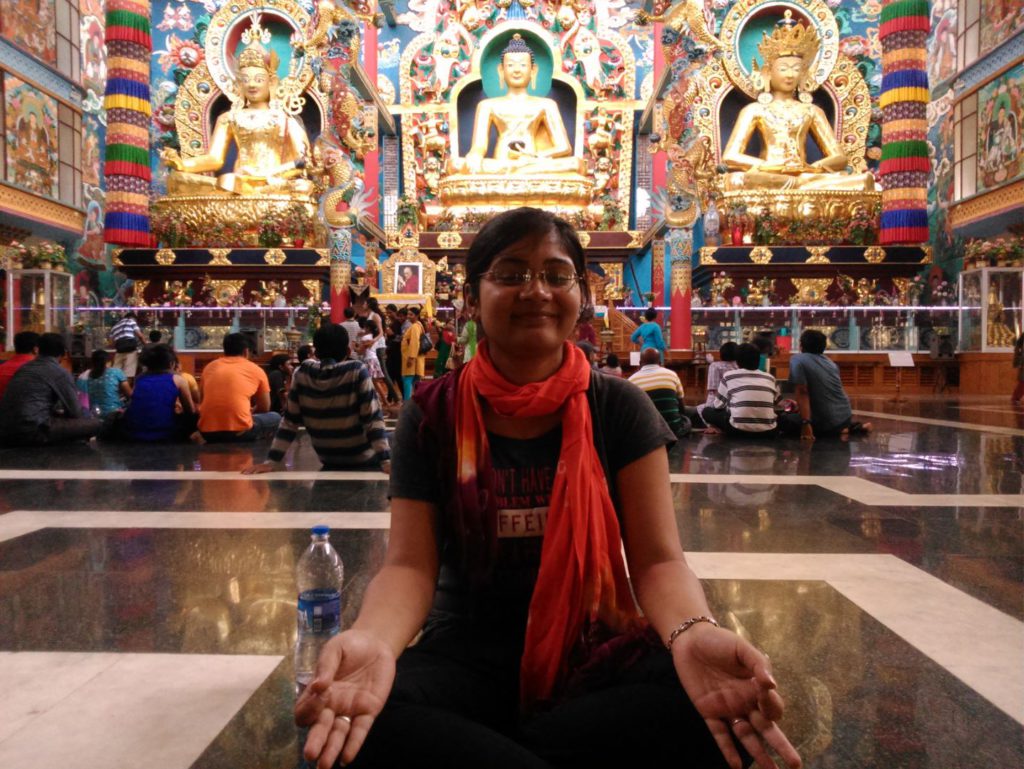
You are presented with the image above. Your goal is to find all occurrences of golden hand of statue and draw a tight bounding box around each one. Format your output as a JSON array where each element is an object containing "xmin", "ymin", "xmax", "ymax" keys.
[{"xmin": 160, "ymin": 147, "xmax": 185, "ymax": 171}]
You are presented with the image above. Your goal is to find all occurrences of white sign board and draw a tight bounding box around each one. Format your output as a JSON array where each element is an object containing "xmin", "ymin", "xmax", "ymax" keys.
[
  {"xmin": 887, "ymin": 351, "xmax": 915, "ymax": 368},
  {"xmin": 629, "ymin": 351, "xmax": 641, "ymax": 367}
]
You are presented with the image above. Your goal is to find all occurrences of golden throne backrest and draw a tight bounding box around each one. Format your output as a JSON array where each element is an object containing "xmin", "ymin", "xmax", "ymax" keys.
[
  {"xmin": 173, "ymin": 0, "xmax": 327, "ymax": 159},
  {"xmin": 689, "ymin": 53, "xmax": 872, "ymax": 173}
]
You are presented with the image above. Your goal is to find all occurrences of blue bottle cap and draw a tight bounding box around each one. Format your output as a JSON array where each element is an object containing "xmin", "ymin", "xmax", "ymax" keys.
[{"xmin": 311, "ymin": 525, "xmax": 330, "ymax": 535}]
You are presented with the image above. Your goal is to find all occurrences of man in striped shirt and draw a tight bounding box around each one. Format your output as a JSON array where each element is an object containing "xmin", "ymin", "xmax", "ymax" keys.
[
  {"xmin": 627, "ymin": 347, "xmax": 689, "ymax": 437},
  {"xmin": 243, "ymin": 323, "xmax": 390, "ymax": 474},
  {"xmin": 700, "ymin": 343, "xmax": 781, "ymax": 435},
  {"xmin": 108, "ymin": 312, "xmax": 146, "ymax": 381}
]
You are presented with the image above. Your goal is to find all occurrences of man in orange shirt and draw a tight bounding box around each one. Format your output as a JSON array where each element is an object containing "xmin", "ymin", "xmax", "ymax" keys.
[{"xmin": 196, "ymin": 333, "xmax": 281, "ymax": 442}]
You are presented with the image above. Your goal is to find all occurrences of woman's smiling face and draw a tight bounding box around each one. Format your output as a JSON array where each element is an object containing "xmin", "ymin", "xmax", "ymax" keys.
[{"xmin": 470, "ymin": 229, "xmax": 582, "ymax": 373}]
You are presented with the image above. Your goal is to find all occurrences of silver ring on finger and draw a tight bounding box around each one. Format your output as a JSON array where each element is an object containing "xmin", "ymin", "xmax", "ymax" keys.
[
  {"xmin": 338, "ymin": 715, "xmax": 352, "ymax": 725},
  {"xmin": 731, "ymin": 718, "xmax": 745, "ymax": 727}
]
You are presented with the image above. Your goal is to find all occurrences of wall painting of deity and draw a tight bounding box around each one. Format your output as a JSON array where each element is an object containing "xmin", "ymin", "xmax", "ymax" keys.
[
  {"xmin": 0, "ymin": 0, "xmax": 56, "ymax": 64},
  {"xmin": 976, "ymin": 62, "xmax": 1024, "ymax": 193},
  {"xmin": 980, "ymin": 0, "xmax": 1024, "ymax": 55},
  {"xmin": 3, "ymin": 74, "xmax": 60, "ymax": 199}
]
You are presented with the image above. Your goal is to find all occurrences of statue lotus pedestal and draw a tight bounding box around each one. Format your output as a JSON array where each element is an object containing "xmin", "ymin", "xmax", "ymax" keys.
[{"xmin": 438, "ymin": 174, "xmax": 594, "ymax": 220}]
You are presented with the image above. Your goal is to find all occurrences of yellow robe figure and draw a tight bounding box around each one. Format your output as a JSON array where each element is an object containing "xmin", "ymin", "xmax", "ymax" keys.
[{"xmin": 401, "ymin": 321, "xmax": 426, "ymax": 379}]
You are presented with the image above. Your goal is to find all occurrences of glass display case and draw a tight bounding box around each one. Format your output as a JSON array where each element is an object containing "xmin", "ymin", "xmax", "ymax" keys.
[
  {"xmin": 958, "ymin": 267, "xmax": 1023, "ymax": 352},
  {"xmin": 620, "ymin": 305, "xmax": 959, "ymax": 353},
  {"xmin": 75, "ymin": 307, "xmax": 315, "ymax": 353},
  {"xmin": 4, "ymin": 269, "xmax": 74, "ymax": 350}
]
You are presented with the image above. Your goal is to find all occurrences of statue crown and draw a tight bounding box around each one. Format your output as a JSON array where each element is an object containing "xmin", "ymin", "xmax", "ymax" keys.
[
  {"xmin": 237, "ymin": 15, "xmax": 278, "ymax": 74},
  {"xmin": 758, "ymin": 10, "xmax": 819, "ymax": 64}
]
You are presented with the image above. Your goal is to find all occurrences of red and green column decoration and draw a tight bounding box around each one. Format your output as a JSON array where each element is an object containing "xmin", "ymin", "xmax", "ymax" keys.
[
  {"xmin": 102, "ymin": 0, "xmax": 153, "ymax": 247},
  {"xmin": 878, "ymin": 0, "xmax": 930, "ymax": 244}
]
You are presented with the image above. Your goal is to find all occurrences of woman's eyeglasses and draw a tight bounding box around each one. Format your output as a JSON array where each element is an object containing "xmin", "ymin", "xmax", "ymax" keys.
[{"xmin": 480, "ymin": 266, "xmax": 581, "ymax": 290}]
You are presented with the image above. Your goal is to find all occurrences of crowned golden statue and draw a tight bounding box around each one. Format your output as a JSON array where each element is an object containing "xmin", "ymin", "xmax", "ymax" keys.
[
  {"xmin": 722, "ymin": 11, "xmax": 876, "ymax": 193},
  {"xmin": 439, "ymin": 31, "xmax": 593, "ymax": 218},
  {"xmin": 160, "ymin": 25, "xmax": 314, "ymax": 197}
]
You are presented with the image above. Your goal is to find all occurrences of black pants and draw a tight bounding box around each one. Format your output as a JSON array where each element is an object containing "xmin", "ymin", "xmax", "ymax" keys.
[
  {"xmin": 3, "ymin": 417, "xmax": 101, "ymax": 446},
  {"xmin": 349, "ymin": 621, "xmax": 734, "ymax": 769},
  {"xmin": 699, "ymin": 406, "xmax": 777, "ymax": 437}
]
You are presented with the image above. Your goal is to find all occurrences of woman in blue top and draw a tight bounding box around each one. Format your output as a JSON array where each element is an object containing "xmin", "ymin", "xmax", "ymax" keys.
[
  {"xmin": 118, "ymin": 344, "xmax": 196, "ymax": 441},
  {"xmin": 78, "ymin": 350, "xmax": 131, "ymax": 416},
  {"xmin": 631, "ymin": 307, "xmax": 667, "ymax": 362}
]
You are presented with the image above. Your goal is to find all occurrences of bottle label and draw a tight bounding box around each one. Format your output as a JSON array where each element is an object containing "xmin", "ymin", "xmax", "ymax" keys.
[{"xmin": 297, "ymin": 589, "xmax": 341, "ymax": 635}]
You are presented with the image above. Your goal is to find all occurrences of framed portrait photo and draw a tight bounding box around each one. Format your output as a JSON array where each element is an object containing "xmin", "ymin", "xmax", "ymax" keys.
[{"xmin": 395, "ymin": 262, "xmax": 423, "ymax": 294}]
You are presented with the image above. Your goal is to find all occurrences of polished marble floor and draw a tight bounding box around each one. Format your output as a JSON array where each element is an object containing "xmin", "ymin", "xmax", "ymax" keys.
[{"xmin": 0, "ymin": 394, "xmax": 1021, "ymax": 768}]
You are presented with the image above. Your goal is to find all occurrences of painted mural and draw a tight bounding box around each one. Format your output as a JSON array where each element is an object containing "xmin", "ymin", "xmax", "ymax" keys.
[
  {"xmin": 980, "ymin": 0, "xmax": 1024, "ymax": 55},
  {"xmin": 977, "ymin": 61, "xmax": 1024, "ymax": 193},
  {"xmin": 0, "ymin": 0, "xmax": 56, "ymax": 64},
  {"xmin": 78, "ymin": 0, "xmax": 109, "ymax": 269},
  {"xmin": 928, "ymin": 0, "xmax": 958, "ymax": 88},
  {"xmin": 3, "ymin": 75, "xmax": 59, "ymax": 198},
  {"xmin": 927, "ymin": 84, "xmax": 957, "ymax": 268}
]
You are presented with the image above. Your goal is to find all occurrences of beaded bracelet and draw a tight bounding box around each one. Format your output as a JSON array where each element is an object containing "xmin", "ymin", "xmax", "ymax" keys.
[{"xmin": 665, "ymin": 615, "xmax": 719, "ymax": 650}]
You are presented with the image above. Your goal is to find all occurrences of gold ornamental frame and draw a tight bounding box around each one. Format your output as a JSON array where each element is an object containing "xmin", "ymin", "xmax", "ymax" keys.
[
  {"xmin": 175, "ymin": 0, "xmax": 326, "ymax": 160},
  {"xmin": 398, "ymin": 20, "xmax": 637, "ymax": 226},
  {"xmin": 379, "ymin": 248, "xmax": 437, "ymax": 297},
  {"xmin": 688, "ymin": 0, "xmax": 871, "ymax": 174}
]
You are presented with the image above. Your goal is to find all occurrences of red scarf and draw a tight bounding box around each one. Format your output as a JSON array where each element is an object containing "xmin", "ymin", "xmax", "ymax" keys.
[{"xmin": 455, "ymin": 340, "xmax": 641, "ymax": 708}]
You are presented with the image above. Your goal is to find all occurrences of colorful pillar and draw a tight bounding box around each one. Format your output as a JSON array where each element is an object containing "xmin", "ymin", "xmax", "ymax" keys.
[
  {"xmin": 361, "ymin": 21, "xmax": 380, "ymax": 223},
  {"xmin": 667, "ymin": 227, "xmax": 692, "ymax": 350},
  {"xmin": 329, "ymin": 227, "xmax": 352, "ymax": 323}
]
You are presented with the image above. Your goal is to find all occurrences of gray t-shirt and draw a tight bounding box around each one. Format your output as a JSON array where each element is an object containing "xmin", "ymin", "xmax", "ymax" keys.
[
  {"xmin": 788, "ymin": 352, "xmax": 852, "ymax": 432},
  {"xmin": 389, "ymin": 372, "xmax": 675, "ymax": 652}
]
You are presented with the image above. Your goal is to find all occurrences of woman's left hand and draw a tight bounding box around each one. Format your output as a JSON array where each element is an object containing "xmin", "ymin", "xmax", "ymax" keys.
[{"xmin": 671, "ymin": 623, "xmax": 801, "ymax": 769}]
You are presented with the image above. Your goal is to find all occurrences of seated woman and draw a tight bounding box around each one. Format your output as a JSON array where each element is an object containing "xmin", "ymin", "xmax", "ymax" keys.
[
  {"xmin": 295, "ymin": 208, "xmax": 800, "ymax": 769},
  {"xmin": 78, "ymin": 349, "xmax": 131, "ymax": 417},
  {"xmin": 115, "ymin": 344, "xmax": 197, "ymax": 442}
]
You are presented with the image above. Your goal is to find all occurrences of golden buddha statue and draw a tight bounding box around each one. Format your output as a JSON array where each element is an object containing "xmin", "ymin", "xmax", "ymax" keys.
[
  {"xmin": 721, "ymin": 11, "xmax": 876, "ymax": 193},
  {"xmin": 160, "ymin": 37, "xmax": 313, "ymax": 197},
  {"xmin": 439, "ymin": 33, "xmax": 592, "ymax": 217},
  {"xmin": 449, "ymin": 34, "xmax": 584, "ymax": 176}
]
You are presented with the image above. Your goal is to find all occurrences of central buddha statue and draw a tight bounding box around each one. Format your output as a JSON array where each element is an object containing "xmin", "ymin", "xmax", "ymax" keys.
[
  {"xmin": 160, "ymin": 38, "xmax": 314, "ymax": 197},
  {"xmin": 439, "ymin": 32, "xmax": 592, "ymax": 218},
  {"xmin": 721, "ymin": 11, "xmax": 876, "ymax": 192},
  {"xmin": 449, "ymin": 34, "xmax": 585, "ymax": 176}
]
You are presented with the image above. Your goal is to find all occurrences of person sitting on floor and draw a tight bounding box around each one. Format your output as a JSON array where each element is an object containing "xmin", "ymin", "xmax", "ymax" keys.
[
  {"xmin": 265, "ymin": 353, "xmax": 294, "ymax": 413},
  {"xmin": 0, "ymin": 332, "xmax": 100, "ymax": 446},
  {"xmin": 778, "ymin": 329, "xmax": 871, "ymax": 441},
  {"xmin": 628, "ymin": 347, "xmax": 690, "ymax": 437},
  {"xmin": 77, "ymin": 349, "xmax": 131, "ymax": 417},
  {"xmin": 686, "ymin": 342, "xmax": 738, "ymax": 429},
  {"xmin": 598, "ymin": 352, "xmax": 623, "ymax": 377},
  {"xmin": 243, "ymin": 323, "xmax": 390, "ymax": 474},
  {"xmin": 0, "ymin": 331, "xmax": 39, "ymax": 399},
  {"xmin": 114, "ymin": 343, "xmax": 197, "ymax": 442},
  {"xmin": 196, "ymin": 332, "xmax": 281, "ymax": 443},
  {"xmin": 700, "ymin": 343, "xmax": 781, "ymax": 436}
]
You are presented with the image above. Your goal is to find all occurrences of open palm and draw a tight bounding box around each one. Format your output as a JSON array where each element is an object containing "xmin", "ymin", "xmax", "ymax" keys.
[
  {"xmin": 672, "ymin": 625, "xmax": 801, "ymax": 769},
  {"xmin": 294, "ymin": 629, "xmax": 397, "ymax": 769}
]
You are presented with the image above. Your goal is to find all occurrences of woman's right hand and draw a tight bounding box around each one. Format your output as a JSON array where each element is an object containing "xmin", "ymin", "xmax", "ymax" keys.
[{"xmin": 294, "ymin": 629, "xmax": 396, "ymax": 768}]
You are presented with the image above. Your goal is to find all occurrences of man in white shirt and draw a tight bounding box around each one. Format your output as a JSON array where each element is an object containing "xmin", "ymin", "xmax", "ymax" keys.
[
  {"xmin": 700, "ymin": 343, "xmax": 781, "ymax": 435},
  {"xmin": 627, "ymin": 347, "xmax": 689, "ymax": 437}
]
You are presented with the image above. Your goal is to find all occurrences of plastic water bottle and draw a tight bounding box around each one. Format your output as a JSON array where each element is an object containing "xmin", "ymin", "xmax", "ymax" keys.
[{"xmin": 295, "ymin": 525, "xmax": 344, "ymax": 694}]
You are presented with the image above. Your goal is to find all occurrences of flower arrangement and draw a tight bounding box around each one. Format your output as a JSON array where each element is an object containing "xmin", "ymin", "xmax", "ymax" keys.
[
  {"xmin": 964, "ymin": 237, "xmax": 1024, "ymax": 269},
  {"xmin": 907, "ymin": 275, "xmax": 926, "ymax": 305},
  {"xmin": 930, "ymin": 279, "xmax": 956, "ymax": 306},
  {"xmin": 257, "ymin": 213, "xmax": 284, "ymax": 248},
  {"xmin": 710, "ymin": 271, "xmax": 734, "ymax": 306},
  {"xmin": 14, "ymin": 240, "xmax": 68, "ymax": 270},
  {"xmin": 751, "ymin": 202, "xmax": 881, "ymax": 246},
  {"xmin": 304, "ymin": 300, "xmax": 333, "ymax": 339}
]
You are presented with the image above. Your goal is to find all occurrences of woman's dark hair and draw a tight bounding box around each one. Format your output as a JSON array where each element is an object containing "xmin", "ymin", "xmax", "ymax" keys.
[
  {"xmin": 605, "ymin": 353, "xmax": 620, "ymax": 368},
  {"xmin": 268, "ymin": 353, "xmax": 291, "ymax": 372},
  {"xmin": 719, "ymin": 341, "xmax": 738, "ymax": 362},
  {"xmin": 140, "ymin": 343, "xmax": 175, "ymax": 373},
  {"xmin": 644, "ymin": 308, "xmax": 658, "ymax": 322},
  {"xmin": 367, "ymin": 296, "xmax": 383, "ymax": 317},
  {"xmin": 89, "ymin": 349, "xmax": 110, "ymax": 379},
  {"xmin": 364, "ymin": 320, "xmax": 379, "ymax": 337},
  {"xmin": 297, "ymin": 344, "xmax": 314, "ymax": 362},
  {"xmin": 465, "ymin": 207, "xmax": 591, "ymax": 309}
]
